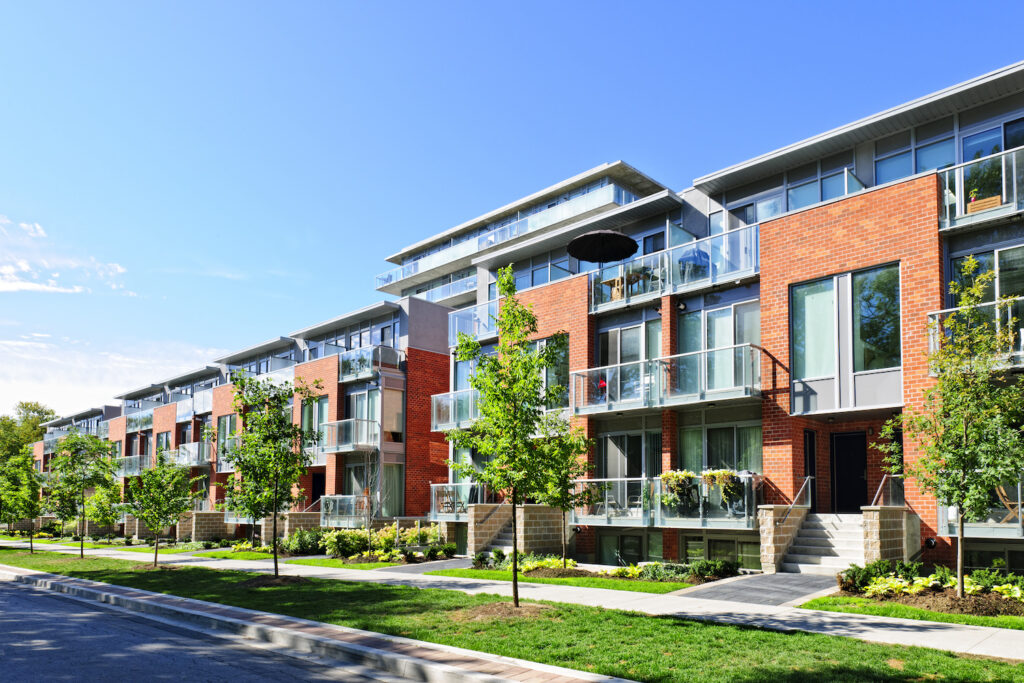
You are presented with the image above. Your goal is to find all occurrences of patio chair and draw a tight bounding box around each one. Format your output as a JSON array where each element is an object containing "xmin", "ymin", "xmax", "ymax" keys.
[{"xmin": 996, "ymin": 485, "xmax": 1022, "ymax": 525}]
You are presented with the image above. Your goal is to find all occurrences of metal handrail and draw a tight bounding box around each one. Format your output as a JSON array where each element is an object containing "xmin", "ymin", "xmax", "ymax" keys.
[
  {"xmin": 870, "ymin": 473, "xmax": 904, "ymax": 507},
  {"xmin": 775, "ymin": 476, "xmax": 813, "ymax": 527}
]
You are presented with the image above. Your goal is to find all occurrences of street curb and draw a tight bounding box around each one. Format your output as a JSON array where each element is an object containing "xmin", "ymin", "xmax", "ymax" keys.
[{"xmin": 0, "ymin": 565, "xmax": 623, "ymax": 683}]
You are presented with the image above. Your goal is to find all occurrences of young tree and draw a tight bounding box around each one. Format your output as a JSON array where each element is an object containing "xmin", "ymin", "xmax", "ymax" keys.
[
  {"xmin": 879, "ymin": 257, "xmax": 1024, "ymax": 597},
  {"xmin": 534, "ymin": 411, "xmax": 593, "ymax": 568},
  {"xmin": 447, "ymin": 266, "xmax": 570, "ymax": 607},
  {"xmin": 0, "ymin": 447, "xmax": 42, "ymax": 551},
  {"xmin": 0, "ymin": 401, "xmax": 57, "ymax": 463},
  {"xmin": 215, "ymin": 373, "xmax": 322, "ymax": 578},
  {"xmin": 126, "ymin": 451, "xmax": 203, "ymax": 567},
  {"xmin": 85, "ymin": 483, "xmax": 122, "ymax": 539},
  {"xmin": 47, "ymin": 431, "xmax": 117, "ymax": 558}
]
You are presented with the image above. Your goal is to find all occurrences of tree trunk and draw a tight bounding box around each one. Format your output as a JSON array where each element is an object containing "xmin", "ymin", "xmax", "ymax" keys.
[
  {"xmin": 511, "ymin": 488, "xmax": 519, "ymax": 608},
  {"xmin": 272, "ymin": 511, "xmax": 279, "ymax": 578},
  {"xmin": 29, "ymin": 530, "xmax": 33, "ymax": 554},
  {"xmin": 153, "ymin": 535, "xmax": 159, "ymax": 569},
  {"xmin": 79, "ymin": 505, "xmax": 85, "ymax": 559},
  {"xmin": 561, "ymin": 509, "xmax": 567, "ymax": 569},
  {"xmin": 957, "ymin": 511, "xmax": 965, "ymax": 598}
]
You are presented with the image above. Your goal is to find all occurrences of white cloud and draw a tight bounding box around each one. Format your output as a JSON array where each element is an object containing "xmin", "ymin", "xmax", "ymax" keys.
[
  {"xmin": 19, "ymin": 222, "xmax": 46, "ymax": 238},
  {"xmin": 0, "ymin": 339, "xmax": 229, "ymax": 417}
]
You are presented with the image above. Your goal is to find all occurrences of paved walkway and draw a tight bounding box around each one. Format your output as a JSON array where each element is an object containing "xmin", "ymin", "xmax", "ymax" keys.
[
  {"xmin": 3, "ymin": 540, "xmax": 1024, "ymax": 662},
  {"xmin": 676, "ymin": 572, "xmax": 837, "ymax": 606},
  {"xmin": 382, "ymin": 558, "xmax": 472, "ymax": 574}
]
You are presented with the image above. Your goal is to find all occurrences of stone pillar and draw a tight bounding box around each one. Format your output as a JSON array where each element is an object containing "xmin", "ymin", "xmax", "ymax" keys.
[
  {"xmin": 177, "ymin": 512, "xmax": 194, "ymax": 541},
  {"xmin": 862, "ymin": 506, "xmax": 913, "ymax": 563},
  {"xmin": 466, "ymin": 503, "xmax": 512, "ymax": 553},
  {"xmin": 758, "ymin": 504, "xmax": 809, "ymax": 573},
  {"xmin": 191, "ymin": 511, "xmax": 230, "ymax": 541},
  {"xmin": 516, "ymin": 505, "xmax": 567, "ymax": 555},
  {"xmin": 283, "ymin": 512, "xmax": 321, "ymax": 537}
]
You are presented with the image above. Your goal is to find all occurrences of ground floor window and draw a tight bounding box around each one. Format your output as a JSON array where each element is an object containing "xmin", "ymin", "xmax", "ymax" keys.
[
  {"xmin": 964, "ymin": 542, "xmax": 1024, "ymax": 573},
  {"xmin": 680, "ymin": 533, "xmax": 760, "ymax": 570}
]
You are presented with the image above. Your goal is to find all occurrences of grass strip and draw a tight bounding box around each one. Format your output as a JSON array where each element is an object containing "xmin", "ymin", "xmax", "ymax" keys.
[
  {"xmin": 194, "ymin": 550, "xmax": 274, "ymax": 560},
  {"xmin": 116, "ymin": 546, "xmax": 200, "ymax": 555},
  {"xmin": 0, "ymin": 548, "xmax": 1020, "ymax": 682},
  {"xmin": 286, "ymin": 558, "xmax": 400, "ymax": 570},
  {"xmin": 426, "ymin": 568, "xmax": 692, "ymax": 594},
  {"xmin": 802, "ymin": 595, "xmax": 1024, "ymax": 631}
]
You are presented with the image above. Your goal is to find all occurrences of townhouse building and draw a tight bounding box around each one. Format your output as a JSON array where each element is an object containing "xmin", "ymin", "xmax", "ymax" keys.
[{"xmin": 31, "ymin": 62, "xmax": 1024, "ymax": 573}]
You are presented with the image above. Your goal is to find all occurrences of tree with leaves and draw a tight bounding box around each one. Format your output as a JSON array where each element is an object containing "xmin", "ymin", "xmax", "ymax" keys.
[
  {"xmin": 126, "ymin": 451, "xmax": 203, "ymax": 567},
  {"xmin": 47, "ymin": 431, "xmax": 117, "ymax": 558},
  {"xmin": 878, "ymin": 257, "xmax": 1024, "ymax": 597},
  {"xmin": 447, "ymin": 266, "xmax": 571, "ymax": 607},
  {"xmin": 85, "ymin": 482, "xmax": 122, "ymax": 539},
  {"xmin": 0, "ymin": 401, "xmax": 57, "ymax": 463},
  {"xmin": 215, "ymin": 373, "xmax": 322, "ymax": 578},
  {"xmin": 534, "ymin": 411, "xmax": 593, "ymax": 568},
  {"xmin": 0, "ymin": 446, "xmax": 42, "ymax": 551}
]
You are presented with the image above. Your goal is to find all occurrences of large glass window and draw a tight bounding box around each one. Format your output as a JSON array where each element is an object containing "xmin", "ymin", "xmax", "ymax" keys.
[
  {"xmin": 852, "ymin": 265, "xmax": 902, "ymax": 372},
  {"xmin": 156, "ymin": 431, "xmax": 171, "ymax": 456},
  {"xmin": 792, "ymin": 279, "xmax": 835, "ymax": 379},
  {"xmin": 678, "ymin": 424, "xmax": 762, "ymax": 473},
  {"xmin": 302, "ymin": 396, "xmax": 330, "ymax": 444}
]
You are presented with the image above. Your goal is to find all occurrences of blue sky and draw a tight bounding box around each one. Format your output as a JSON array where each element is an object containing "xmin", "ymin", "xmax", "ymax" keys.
[{"xmin": 2, "ymin": 1, "xmax": 1022, "ymax": 416}]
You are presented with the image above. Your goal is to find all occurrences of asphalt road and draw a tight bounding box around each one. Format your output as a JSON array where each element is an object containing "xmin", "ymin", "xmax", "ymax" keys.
[{"xmin": 0, "ymin": 581, "xmax": 405, "ymax": 682}]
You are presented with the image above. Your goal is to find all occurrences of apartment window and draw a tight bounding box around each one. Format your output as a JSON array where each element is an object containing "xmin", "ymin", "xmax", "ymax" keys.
[
  {"xmin": 643, "ymin": 232, "xmax": 665, "ymax": 255},
  {"xmin": 680, "ymin": 424, "xmax": 762, "ymax": 473},
  {"xmin": 302, "ymin": 396, "xmax": 330, "ymax": 443},
  {"xmin": 875, "ymin": 131, "xmax": 913, "ymax": 184},
  {"xmin": 852, "ymin": 265, "xmax": 901, "ymax": 372},
  {"xmin": 792, "ymin": 279, "xmax": 835, "ymax": 380},
  {"xmin": 216, "ymin": 415, "xmax": 237, "ymax": 451},
  {"xmin": 156, "ymin": 431, "xmax": 171, "ymax": 457}
]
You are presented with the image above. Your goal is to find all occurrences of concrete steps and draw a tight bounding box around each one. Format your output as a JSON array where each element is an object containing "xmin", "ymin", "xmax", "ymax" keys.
[
  {"xmin": 782, "ymin": 513, "xmax": 864, "ymax": 576},
  {"xmin": 483, "ymin": 520, "xmax": 515, "ymax": 554}
]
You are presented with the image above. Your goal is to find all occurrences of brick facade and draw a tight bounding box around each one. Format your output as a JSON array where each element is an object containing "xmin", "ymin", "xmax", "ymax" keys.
[{"xmin": 404, "ymin": 346, "xmax": 451, "ymax": 516}]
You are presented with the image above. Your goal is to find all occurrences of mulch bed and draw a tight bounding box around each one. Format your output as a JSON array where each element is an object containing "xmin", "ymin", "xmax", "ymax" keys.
[
  {"xmin": 526, "ymin": 567, "xmax": 595, "ymax": 578},
  {"xmin": 841, "ymin": 589, "xmax": 1024, "ymax": 617},
  {"xmin": 130, "ymin": 564, "xmax": 180, "ymax": 572},
  {"xmin": 240, "ymin": 575, "xmax": 311, "ymax": 588},
  {"xmin": 450, "ymin": 602, "xmax": 552, "ymax": 622}
]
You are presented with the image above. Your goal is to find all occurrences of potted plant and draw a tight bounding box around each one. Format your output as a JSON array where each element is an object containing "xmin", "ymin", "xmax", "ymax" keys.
[
  {"xmin": 702, "ymin": 469, "xmax": 745, "ymax": 517},
  {"xmin": 660, "ymin": 470, "xmax": 699, "ymax": 516}
]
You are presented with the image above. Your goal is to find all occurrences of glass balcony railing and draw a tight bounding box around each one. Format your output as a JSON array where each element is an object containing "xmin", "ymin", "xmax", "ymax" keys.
[
  {"xmin": 571, "ymin": 478, "xmax": 651, "ymax": 527},
  {"xmin": 939, "ymin": 146, "xmax": 1024, "ymax": 229},
  {"xmin": 428, "ymin": 483, "xmax": 496, "ymax": 521},
  {"xmin": 940, "ymin": 481, "xmax": 1023, "ymax": 538},
  {"xmin": 320, "ymin": 494, "xmax": 374, "ymax": 528},
  {"xmin": 42, "ymin": 429, "xmax": 69, "ymax": 454},
  {"xmin": 115, "ymin": 454, "xmax": 150, "ymax": 478},
  {"xmin": 430, "ymin": 389, "xmax": 479, "ymax": 431},
  {"xmin": 376, "ymin": 183, "xmax": 637, "ymax": 289},
  {"xmin": 448, "ymin": 300, "xmax": 498, "ymax": 347},
  {"xmin": 97, "ymin": 421, "xmax": 110, "ymax": 440},
  {"xmin": 304, "ymin": 444, "xmax": 328, "ymax": 466},
  {"xmin": 215, "ymin": 436, "xmax": 239, "ymax": 473},
  {"xmin": 192, "ymin": 498, "xmax": 210, "ymax": 512},
  {"xmin": 224, "ymin": 510, "xmax": 257, "ymax": 525},
  {"xmin": 126, "ymin": 408, "xmax": 154, "ymax": 433},
  {"xmin": 339, "ymin": 345, "xmax": 402, "ymax": 382},
  {"xmin": 570, "ymin": 345, "xmax": 762, "ymax": 415},
  {"xmin": 927, "ymin": 297, "xmax": 1024, "ymax": 366},
  {"xmin": 173, "ymin": 442, "xmax": 212, "ymax": 467},
  {"xmin": 651, "ymin": 474, "xmax": 760, "ymax": 530},
  {"xmin": 321, "ymin": 419, "xmax": 379, "ymax": 453},
  {"xmin": 589, "ymin": 224, "xmax": 759, "ymax": 311},
  {"xmin": 413, "ymin": 275, "xmax": 478, "ymax": 304}
]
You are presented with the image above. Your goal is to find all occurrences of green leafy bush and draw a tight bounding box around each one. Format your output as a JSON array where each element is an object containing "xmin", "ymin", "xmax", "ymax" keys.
[
  {"xmin": 472, "ymin": 551, "xmax": 490, "ymax": 569},
  {"xmin": 522, "ymin": 557, "xmax": 577, "ymax": 573},
  {"xmin": 440, "ymin": 542, "xmax": 457, "ymax": 559},
  {"xmin": 688, "ymin": 559, "xmax": 739, "ymax": 581},
  {"xmin": 218, "ymin": 538, "xmax": 232, "ymax": 548},
  {"xmin": 282, "ymin": 528, "xmax": 327, "ymax": 555},
  {"xmin": 323, "ymin": 528, "xmax": 371, "ymax": 558},
  {"xmin": 202, "ymin": 540, "xmax": 215, "ymax": 549},
  {"xmin": 601, "ymin": 564, "xmax": 642, "ymax": 579},
  {"xmin": 491, "ymin": 548, "xmax": 506, "ymax": 565}
]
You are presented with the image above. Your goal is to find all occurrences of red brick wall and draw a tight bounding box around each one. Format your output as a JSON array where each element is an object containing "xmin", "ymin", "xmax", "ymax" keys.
[
  {"xmin": 210, "ymin": 383, "xmax": 237, "ymax": 503},
  {"xmin": 404, "ymin": 346, "xmax": 451, "ymax": 516},
  {"xmin": 153, "ymin": 404, "xmax": 177, "ymax": 466},
  {"xmin": 292, "ymin": 356, "xmax": 339, "ymax": 505},
  {"xmin": 759, "ymin": 174, "xmax": 945, "ymax": 554}
]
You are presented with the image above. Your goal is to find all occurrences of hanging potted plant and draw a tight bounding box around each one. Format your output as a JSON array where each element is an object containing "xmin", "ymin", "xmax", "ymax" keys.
[
  {"xmin": 702, "ymin": 469, "xmax": 745, "ymax": 516},
  {"xmin": 660, "ymin": 470, "xmax": 698, "ymax": 515}
]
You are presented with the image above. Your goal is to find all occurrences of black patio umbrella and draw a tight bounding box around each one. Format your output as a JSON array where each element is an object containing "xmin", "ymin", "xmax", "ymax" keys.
[{"xmin": 567, "ymin": 230, "xmax": 638, "ymax": 263}]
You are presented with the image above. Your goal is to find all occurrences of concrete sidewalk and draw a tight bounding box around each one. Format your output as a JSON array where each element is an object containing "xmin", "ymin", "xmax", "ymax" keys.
[{"xmin": 4, "ymin": 539, "xmax": 1024, "ymax": 662}]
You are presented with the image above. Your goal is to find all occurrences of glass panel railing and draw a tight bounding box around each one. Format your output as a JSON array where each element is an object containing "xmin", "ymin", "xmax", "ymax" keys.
[
  {"xmin": 570, "ymin": 361, "xmax": 651, "ymax": 413},
  {"xmin": 115, "ymin": 454, "xmax": 150, "ymax": 478},
  {"xmin": 589, "ymin": 225, "xmax": 759, "ymax": 311},
  {"xmin": 652, "ymin": 473, "xmax": 759, "ymax": 529},
  {"xmin": 174, "ymin": 442, "xmax": 212, "ymax": 467},
  {"xmin": 430, "ymin": 389, "xmax": 479, "ymax": 431},
  {"xmin": 448, "ymin": 300, "xmax": 499, "ymax": 347},
  {"xmin": 126, "ymin": 408, "xmax": 154, "ymax": 433},
  {"xmin": 376, "ymin": 183, "xmax": 637, "ymax": 289},
  {"xmin": 215, "ymin": 436, "xmax": 239, "ymax": 473},
  {"xmin": 652, "ymin": 344, "xmax": 761, "ymax": 406},
  {"xmin": 938, "ymin": 146, "xmax": 1024, "ymax": 228},
  {"xmin": 870, "ymin": 474, "xmax": 905, "ymax": 507},
  {"xmin": 940, "ymin": 481, "xmax": 1023, "ymax": 538},
  {"xmin": 224, "ymin": 510, "xmax": 257, "ymax": 525},
  {"xmin": 322, "ymin": 419, "xmax": 379, "ymax": 453},
  {"xmin": 193, "ymin": 389, "xmax": 213, "ymax": 415},
  {"xmin": 338, "ymin": 345, "xmax": 402, "ymax": 382},
  {"xmin": 415, "ymin": 275, "xmax": 478, "ymax": 303},
  {"xmin": 571, "ymin": 478, "xmax": 651, "ymax": 527},
  {"xmin": 927, "ymin": 297, "xmax": 1024, "ymax": 365},
  {"xmin": 97, "ymin": 421, "xmax": 110, "ymax": 440},
  {"xmin": 304, "ymin": 445, "xmax": 328, "ymax": 466},
  {"xmin": 428, "ymin": 483, "xmax": 494, "ymax": 521},
  {"xmin": 320, "ymin": 494, "xmax": 375, "ymax": 527},
  {"xmin": 175, "ymin": 396, "xmax": 194, "ymax": 422}
]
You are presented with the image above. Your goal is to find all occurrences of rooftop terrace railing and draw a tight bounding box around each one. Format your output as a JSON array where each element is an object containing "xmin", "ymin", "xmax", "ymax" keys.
[
  {"xmin": 448, "ymin": 300, "xmax": 499, "ymax": 347},
  {"xmin": 939, "ymin": 145, "xmax": 1024, "ymax": 229},
  {"xmin": 413, "ymin": 274, "xmax": 478, "ymax": 304},
  {"xmin": 339, "ymin": 345, "xmax": 402, "ymax": 382},
  {"xmin": 430, "ymin": 389, "xmax": 480, "ymax": 431}
]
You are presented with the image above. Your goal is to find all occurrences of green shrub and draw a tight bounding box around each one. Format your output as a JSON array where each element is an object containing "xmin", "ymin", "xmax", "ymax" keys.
[
  {"xmin": 601, "ymin": 564, "xmax": 642, "ymax": 579},
  {"xmin": 491, "ymin": 548, "xmax": 506, "ymax": 565},
  {"xmin": 425, "ymin": 545, "xmax": 441, "ymax": 561},
  {"xmin": 440, "ymin": 542, "xmax": 457, "ymax": 559},
  {"xmin": 72, "ymin": 535, "xmax": 82, "ymax": 542},
  {"xmin": 402, "ymin": 547, "xmax": 417, "ymax": 563},
  {"xmin": 893, "ymin": 561, "xmax": 923, "ymax": 581},
  {"xmin": 218, "ymin": 538, "xmax": 232, "ymax": 548},
  {"xmin": 932, "ymin": 564, "xmax": 954, "ymax": 585},
  {"xmin": 639, "ymin": 562, "xmax": 689, "ymax": 581},
  {"xmin": 202, "ymin": 540, "xmax": 215, "ymax": 549},
  {"xmin": 323, "ymin": 528, "xmax": 371, "ymax": 558},
  {"xmin": 123, "ymin": 537, "xmax": 133, "ymax": 546},
  {"xmin": 472, "ymin": 551, "xmax": 490, "ymax": 569},
  {"xmin": 970, "ymin": 568, "xmax": 1005, "ymax": 591},
  {"xmin": 689, "ymin": 559, "xmax": 739, "ymax": 581},
  {"xmin": 522, "ymin": 557, "xmax": 577, "ymax": 573},
  {"xmin": 838, "ymin": 560, "xmax": 897, "ymax": 592},
  {"xmin": 282, "ymin": 528, "xmax": 327, "ymax": 555}
]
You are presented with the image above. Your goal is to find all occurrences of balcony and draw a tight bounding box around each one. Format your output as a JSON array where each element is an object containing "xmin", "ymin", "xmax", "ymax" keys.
[
  {"xmin": 430, "ymin": 389, "xmax": 479, "ymax": 431},
  {"xmin": 215, "ymin": 436, "xmax": 239, "ymax": 473},
  {"xmin": 939, "ymin": 481, "xmax": 1023, "ymax": 538},
  {"xmin": 320, "ymin": 494, "xmax": 374, "ymax": 528},
  {"xmin": 927, "ymin": 297, "xmax": 1024, "ymax": 367},
  {"xmin": 570, "ymin": 345, "xmax": 762, "ymax": 415},
  {"xmin": 428, "ymin": 483, "xmax": 495, "ymax": 521},
  {"xmin": 224, "ymin": 510, "xmax": 257, "ymax": 525},
  {"xmin": 339, "ymin": 345, "xmax": 402, "ymax": 382},
  {"xmin": 173, "ymin": 442, "xmax": 212, "ymax": 467},
  {"xmin": 42, "ymin": 429, "xmax": 68, "ymax": 454},
  {"xmin": 413, "ymin": 274, "xmax": 478, "ymax": 305},
  {"xmin": 939, "ymin": 146, "xmax": 1024, "ymax": 231},
  {"xmin": 115, "ymin": 454, "xmax": 150, "ymax": 478},
  {"xmin": 97, "ymin": 421, "xmax": 110, "ymax": 439},
  {"xmin": 261, "ymin": 358, "xmax": 296, "ymax": 386},
  {"xmin": 448, "ymin": 300, "xmax": 498, "ymax": 347},
  {"xmin": 569, "ymin": 475, "xmax": 761, "ymax": 530},
  {"xmin": 589, "ymin": 224, "xmax": 759, "ymax": 312},
  {"xmin": 321, "ymin": 419, "xmax": 379, "ymax": 453},
  {"xmin": 376, "ymin": 183, "xmax": 638, "ymax": 290},
  {"xmin": 304, "ymin": 445, "xmax": 328, "ymax": 466},
  {"xmin": 175, "ymin": 388, "xmax": 213, "ymax": 422},
  {"xmin": 126, "ymin": 408, "xmax": 154, "ymax": 433}
]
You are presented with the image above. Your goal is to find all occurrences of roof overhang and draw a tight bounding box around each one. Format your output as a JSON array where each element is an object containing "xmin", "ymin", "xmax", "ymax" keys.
[
  {"xmin": 157, "ymin": 364, "xmax": 223, "ymax": 388},
  {"xmin": 213, "ymin": 337, "xmax": 294, "ymax": 365},
  {"xmin": 114, "ymin": 384, "xmax": 167, "ymax": 401},
  {"xmin": 289, "ymin": 301, "xmax": 400, "ymax": 339},
  {"xmin": 384, "ymin": 161, "xmax": 671, "ymax": 264},
  {"xmin": 694, "ymin": 60, "xmax": 1024, "ymax": 195},
  {"xmin": 42, "ymin": 406, "xmax": 107, "ymax": 427},
  {"xmin": 471, "ymin": 190, "xmax": 684, "ymax": 270}
]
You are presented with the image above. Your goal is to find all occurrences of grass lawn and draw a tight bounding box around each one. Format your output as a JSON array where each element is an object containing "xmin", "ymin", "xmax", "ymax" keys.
[
  {"xmin": 117, "ymin": 546, "xmax": 200, "ymax": 555},
  {"xmin": 0, "ymin": 549, "xmax": 1018, "ymax": 682},
  {"xmin": 286, "ymin": 558, "xmax": 401, "ymax": 570},
  {"xmin": 426, "ymin": 568, "xmax": 692, "ymax": 594},
  {"xmin": 803, "ymin": 595, "xmax": 1024, "ymax": 631},
  {"xmin": 194, "ymin": 550, "xmax": 274, "ymax": 560}
]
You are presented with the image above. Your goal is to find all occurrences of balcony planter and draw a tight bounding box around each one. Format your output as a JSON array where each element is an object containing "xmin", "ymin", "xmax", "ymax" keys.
[{"xmin": 660, "ymin": 470, "xmax": 700, "ymax": 516}]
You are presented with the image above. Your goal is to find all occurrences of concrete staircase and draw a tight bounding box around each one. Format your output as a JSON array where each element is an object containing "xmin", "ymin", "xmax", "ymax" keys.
[
  {"xmin": 483, "ymin": 519, "xmax": 515, "ymax": 554},
  {"xmin": 782, "ymin": 513, "xmax": 864, "ymax": 575}
]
